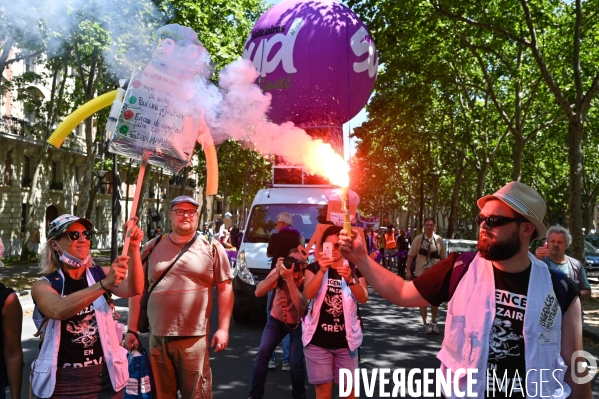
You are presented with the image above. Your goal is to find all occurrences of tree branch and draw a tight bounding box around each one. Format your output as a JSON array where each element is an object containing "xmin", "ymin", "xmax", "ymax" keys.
[
  {"xmin": 431, "ymin": 0, "xmax": 531, "ymax": 46},
  {"xmin": 462, "ymin": 36, "xmax": 516, "ymax": 136},
  {"xmin": 519, "ymin": 0, "xmax": 573, "ymax": 118}
]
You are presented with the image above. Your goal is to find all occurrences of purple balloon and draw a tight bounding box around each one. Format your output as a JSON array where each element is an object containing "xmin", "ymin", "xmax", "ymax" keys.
[{"xmin": 243, "ymin": 0, "xmax": 378, "ymax": 129}]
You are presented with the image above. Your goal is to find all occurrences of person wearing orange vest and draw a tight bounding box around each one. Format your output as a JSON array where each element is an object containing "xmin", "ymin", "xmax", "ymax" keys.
[{"xmin": 384, "ymin": 225, "xmax": 397, "ymax": 269}]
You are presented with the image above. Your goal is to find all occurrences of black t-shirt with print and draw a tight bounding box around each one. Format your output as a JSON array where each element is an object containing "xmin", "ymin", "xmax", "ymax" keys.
[
  {"xmin": 413, "ymin": 253, "xmax": 580, "ymax": 399},
  {"xmin": 57, "ymin": 273, "xmax": 104, "ymax": 368},
  {"xmin": 305, "ymin": 261, "xmax": 363, "ymax": 349}
]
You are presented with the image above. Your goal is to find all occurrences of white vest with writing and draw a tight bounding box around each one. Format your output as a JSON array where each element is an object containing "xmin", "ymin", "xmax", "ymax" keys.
[
  {"xmin": 302, "ymin": 267, "xmax": 362, "ymax": 351},
  {"xmin": 437, "ymin": 253, "xmax": 569, "ymax": 398},
  {"xmin": 30, "ymin": 268, "xmax": 128, "ymax": 398}
]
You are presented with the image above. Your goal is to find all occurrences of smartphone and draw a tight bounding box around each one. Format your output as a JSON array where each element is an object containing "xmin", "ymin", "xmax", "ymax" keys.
[{"xmin": 323, "ymin": 242, "xmax": 333, "ymax": 259}]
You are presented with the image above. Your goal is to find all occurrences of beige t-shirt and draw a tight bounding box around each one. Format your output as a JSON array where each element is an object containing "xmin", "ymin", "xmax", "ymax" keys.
[
  {"xmin": 407, "ymin": 233, "xmax": 446, "ymax": 276},
  {"xmin": 144, "ymin": 234, "xmax": 233, "ymax": 336}
]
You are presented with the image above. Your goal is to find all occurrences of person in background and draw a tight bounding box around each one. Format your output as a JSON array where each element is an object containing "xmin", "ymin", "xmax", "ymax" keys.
[
  {"xmin": 406, "ymin": 218, "xmax": 446, "ymax": 334},
  {"xmin": 0, "ymin": 282, "xmax": 22, "ymax": 399},
  {"xmin": 248, "ymin": 248, "xmax": 308, "ymax": 399},
  {"xmin": 535, "ymin": 225, "xmax": 591, "ymax": 300},
  {"xmin": 265, "ymin": 212, "xmax": 305, "ymax": 371},
  {"xmin": 384, "ymin": 225, "xmax": 397, "ymax": 269},
  {"xmin": 396, "ymin": 229, "xmax": 410, "ymax": 278}
]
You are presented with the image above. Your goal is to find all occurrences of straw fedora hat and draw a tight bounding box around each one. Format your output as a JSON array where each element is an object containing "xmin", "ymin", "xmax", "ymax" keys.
[{"xmin": 477, "ymin": 181, "xmax": 547, "ymax": 239}]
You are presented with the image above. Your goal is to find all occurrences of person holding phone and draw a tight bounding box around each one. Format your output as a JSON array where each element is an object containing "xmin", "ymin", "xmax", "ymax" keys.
[
  {"xmin": 302, "ymin": 225, "xmax": 368, "ymax": 399},
  {"xmin": 248, "ymin": 249, "xmax": 308, "ymax": 399}
]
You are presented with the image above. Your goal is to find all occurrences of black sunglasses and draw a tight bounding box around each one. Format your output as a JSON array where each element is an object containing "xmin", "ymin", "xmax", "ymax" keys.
[
  {"xmin": 475, "ymin": 215, "xmax": 527, "ymax": 228},
  {"xmin": 59, "ymin": 230, "xmax": 93, "ymax": 241}
]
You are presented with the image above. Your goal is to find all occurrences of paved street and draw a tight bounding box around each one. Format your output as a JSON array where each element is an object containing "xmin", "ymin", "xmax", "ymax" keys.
[{"xmin": 15, "ymin": 286, "xmax": 599, "ymax": 398}]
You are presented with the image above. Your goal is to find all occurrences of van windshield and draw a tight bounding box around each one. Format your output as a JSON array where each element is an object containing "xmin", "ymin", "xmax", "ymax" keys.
[{"xmin": 245, "ymin": 204, "xmax": 328, "ymax": 243}]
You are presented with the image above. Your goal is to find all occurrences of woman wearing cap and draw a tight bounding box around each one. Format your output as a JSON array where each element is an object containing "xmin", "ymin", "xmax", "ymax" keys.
[
  {"xmin": 302, "ymin": 225, "xmax": 368, "ymax": 399},
  {"xmin": 31, "ymin": 214, "xmax": 144, "ymax": 399}
]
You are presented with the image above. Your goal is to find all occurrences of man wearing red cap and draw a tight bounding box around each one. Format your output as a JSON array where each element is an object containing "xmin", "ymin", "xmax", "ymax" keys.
[
  {"xmin": 339, "ymin": 181, "xmax": 591, "ymax": 399},
  {"xmin": 125, "ymin": 195, "xmax": 233, "ymax": 399}
]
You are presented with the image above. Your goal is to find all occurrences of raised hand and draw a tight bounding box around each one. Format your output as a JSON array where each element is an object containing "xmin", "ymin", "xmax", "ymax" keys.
[
  {"xmin": 339, "ymin": 229, "xmax": 366, "ymax": 264},
  {"xmin": 103, "ymin": 255, "xmax": 130, "ymax": 289},
  {"xmin": 123, "ymin": 217, "xmax": 143, "ymax": 248}
]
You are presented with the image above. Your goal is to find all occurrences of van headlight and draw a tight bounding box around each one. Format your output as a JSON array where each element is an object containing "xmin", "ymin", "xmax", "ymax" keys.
[{"xmin": 235, "ymin": 251, "xmax": 255, "ymax": 285}]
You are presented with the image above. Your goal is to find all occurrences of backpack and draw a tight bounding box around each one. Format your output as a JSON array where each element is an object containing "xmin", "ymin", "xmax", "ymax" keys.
[{"xmin": 448, "ymin": 252, "xmax": 569, "ymax": 313}]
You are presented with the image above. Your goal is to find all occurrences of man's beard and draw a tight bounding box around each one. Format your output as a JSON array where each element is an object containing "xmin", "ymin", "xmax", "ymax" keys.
[{"xmin": 478, "ymin": 229, "xmax": 521, "ymax": 261}]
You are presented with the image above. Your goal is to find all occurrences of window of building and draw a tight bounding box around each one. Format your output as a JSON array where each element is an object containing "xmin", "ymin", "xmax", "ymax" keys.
[
  {"xmin": 215, "ymin": 200, "xmax": 223, "ymax": 214},
  {"xmin": 51, "ymin": 161, "xmax": 61, "ymax": 183},
  {"xmin": 22, "ymin": 156, "xmax": 31, "ymax": 187}
]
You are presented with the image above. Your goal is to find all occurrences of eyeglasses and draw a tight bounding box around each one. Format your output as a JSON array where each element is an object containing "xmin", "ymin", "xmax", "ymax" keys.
[
  {"xmin": 475, "ymin": 215, "xmax": 527, "ymax": 228},
  {"xmin": 59, "ymin": 230, "xmax": 93, "ymax": 241},
  {"xmin": 172, "ymin": 209, "xmax": 197, "ymax": 217}
]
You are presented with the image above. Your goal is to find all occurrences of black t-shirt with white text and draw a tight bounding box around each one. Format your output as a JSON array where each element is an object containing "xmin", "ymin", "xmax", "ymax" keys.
[
  {"xmin": 57, "ymin": 273, "xmax": 104, "ymax": 368},
  {"xmin": 305, "ymin": 261, "xmax": 363, "ymax": 349},
  {"xmin": 413, "ymin": 253, "xmax": 580, "ymax": 399}
]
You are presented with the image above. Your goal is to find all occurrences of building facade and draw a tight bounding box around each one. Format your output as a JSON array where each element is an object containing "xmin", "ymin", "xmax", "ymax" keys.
[{"xmin": 0, "ymin": 49, "xmax": 226, "ymax": 257}]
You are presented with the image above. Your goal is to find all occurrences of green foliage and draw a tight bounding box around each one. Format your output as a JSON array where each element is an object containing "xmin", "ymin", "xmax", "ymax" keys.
[
  {"xmin": 348, "ymin": 0, "xmax": 599, "ymax": 241},
  {"xmin": 157, "ymin": 0, "xmax": 267, "ymax": 77}
]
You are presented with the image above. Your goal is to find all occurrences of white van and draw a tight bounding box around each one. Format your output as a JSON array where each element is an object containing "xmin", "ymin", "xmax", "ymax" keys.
[{"xmin": 232, "ymin": 185, "xmax": 332, "ymax": 323}]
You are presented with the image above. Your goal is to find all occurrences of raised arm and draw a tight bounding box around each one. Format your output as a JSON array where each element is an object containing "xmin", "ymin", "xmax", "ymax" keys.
[
  {"xmin": 280, "ymin": 266, "xmax": 308, "ymax": 316},
  {"xmin": 33, "ymin": 259, "xmax": 127, "ymax": 320},
  {"xmin": 303, "ymin": 256, "xmax": 333, "ymax": 300},
  {"xmin": 339, "ymin": 229, "xmax": 429, "ymax": 307},
  {"xmin": 255, "ymin": 261, "xmax": 281, "ymax": 298}
]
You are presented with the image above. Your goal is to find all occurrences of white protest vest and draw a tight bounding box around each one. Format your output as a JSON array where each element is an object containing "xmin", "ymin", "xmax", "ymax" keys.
[
  {"xmin": 30, "ymin": 268, "xmax": 128, "ymax": 398},
  {"xmin": 437, "ymin": 252, "xmax": 569, "ymax": 398},
  {"xmin": 302, "ymin": 266, "xmax": 362, "ymax": 351}
]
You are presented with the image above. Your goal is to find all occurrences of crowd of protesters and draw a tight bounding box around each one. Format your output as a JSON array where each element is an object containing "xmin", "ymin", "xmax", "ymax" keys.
[{"xmin": 1, "ymin": 182, "xmax": 594, "ymax": 399}]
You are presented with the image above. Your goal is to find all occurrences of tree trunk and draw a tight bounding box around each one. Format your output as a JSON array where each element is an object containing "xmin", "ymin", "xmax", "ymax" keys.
[
  {"xmin": 568, "ymin": 117, "xmax": 584, "ymax": 259},
  {"xmin": 446, "ymin": 161, "xmax": 465, "ymax": 238},
  {"xmin": 430, "ymin": 173, "xmax": 439, "ymax": 221},
  {"xmin": 511, "ymin": 134, "xmax": 524, "ymax": 181},
  {"xmin": 582, "ymin": 201, "xmax": 594, "ymax": 233},
  {"xmin": 19, "ymin": 145, "xmax": 48, "ymax": 260},
  {"xmin": 471, "ymin": 163, "xmax": 489, "ymax": 239},
  {"xmin": 85, "ymin": 181, "xmax": 98, "ymax": 219},
  {"xmin": 77, "ymin": 117, "xmax": 96, "ymax": 217}
]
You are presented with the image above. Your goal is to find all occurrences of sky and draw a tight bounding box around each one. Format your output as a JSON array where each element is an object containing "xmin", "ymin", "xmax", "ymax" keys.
[{"xmin": 264, "ymin": 0, "xmax": 368, "ymax": 161}]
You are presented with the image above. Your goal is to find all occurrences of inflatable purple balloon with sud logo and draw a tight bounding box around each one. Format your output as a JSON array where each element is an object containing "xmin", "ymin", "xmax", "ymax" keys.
[{"xmin": 243, "ymin": 0, "xmax": 378, "ymax": 153}]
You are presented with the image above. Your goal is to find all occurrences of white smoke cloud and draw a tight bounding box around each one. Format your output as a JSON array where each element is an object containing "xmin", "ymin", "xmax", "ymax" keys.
[
  {"xmin": 0, "ymin": 0, "xmax": 165, "ymax": 77},
  {"xmin": 204, "ymin": 58, "xmax": 347, "ymax": 181},
  {"xmin": 1, "ymin": 0, "xmax": 347, "ymax": 180}
]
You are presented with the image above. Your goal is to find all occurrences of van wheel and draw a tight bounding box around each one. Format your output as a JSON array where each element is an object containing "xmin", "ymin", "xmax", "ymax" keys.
[{"xmin": 233, "ymin": 308, "xmax": 251, "ymax": 324}]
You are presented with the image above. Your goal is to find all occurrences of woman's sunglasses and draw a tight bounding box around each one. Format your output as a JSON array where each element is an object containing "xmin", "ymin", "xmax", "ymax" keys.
[{"xmin": 59, "ymin": 230, "xmax": 93, "ymax": 241}]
